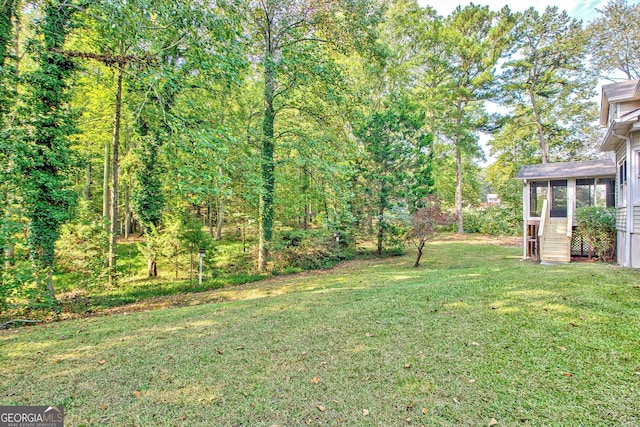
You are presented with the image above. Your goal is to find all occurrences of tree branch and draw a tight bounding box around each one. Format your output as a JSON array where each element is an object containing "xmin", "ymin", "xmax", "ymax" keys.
[{"xmin": 51, "ymin": 48, "xmax": 157, "ymax": 67}]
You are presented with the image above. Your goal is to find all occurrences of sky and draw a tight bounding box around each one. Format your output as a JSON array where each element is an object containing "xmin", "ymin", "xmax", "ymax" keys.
[
  {"xmin": 417, "ymin": 0, "xmax": 614, "ymax": 22},
  {"xmin": 414, "ymin": 0, "xmax": 640, "ymax": 169}
]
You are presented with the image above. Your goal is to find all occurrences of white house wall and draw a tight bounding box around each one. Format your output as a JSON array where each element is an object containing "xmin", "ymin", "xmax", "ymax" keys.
[
  {"xmin": 618, "ymin": 231, "xmax": 627, "ymax": 266},
  {"xmin": 633, "ymin": 235, "xmax": 640, "ymax": 268}
]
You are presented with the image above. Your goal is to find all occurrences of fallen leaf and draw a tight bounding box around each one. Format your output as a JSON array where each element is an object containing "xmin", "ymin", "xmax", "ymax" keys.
[
  {"xmin": 310, "ymin": 376, "xmax": 320, "ymax": 384},
  {"xmin": 363, "ymin": 409, "xmax": 369, "ymax": 416},
  {"xmin": 489, "ymin": 417, "xmax": 498, "ymax": 426},
  {"xmin": 422, "ymin": 408, "xmax": 428, "ymax": 415},
  {"xmin": 319, "ymin": 361, "xmax": 327, "ymax": 366},
  {"xmin": 99, "ymin": 404, "xmax": 108, "ymax": 410},
  {"xmin": 562, "ymin": 372, "xmax": 573, "ymax": 377},
  {"xmin": 306, "ymin": 420, "xmax": 311, "ymax": 425},
  {"xmin": 302, "ymin": 351, "xmax": 307, "ymax": 356},
  {"xmin": 558, "ymin": 346, "xmax": 567, "ymax": 352},
  {"xmin": 236, "ymin": 345, "xmax": 245, "ymax": 350},
  {"xmin": 611, "ymin": 291, "xmax": 617, "ymax": 295},
  {"xmin": 404, "ymin": 363, "xmax": 411, "ymax": 369},
  {"xmin": 570, "ymin": 323, "xmax": 579, "ymax": 327},
  {"xmin": 133, "ymin": 391, "xmax": 141, "ymax": 398},
  {"xmin": 216, "ymin": 348, "xmax": 223, "ymax": 354},
  {"xmin": 177, "ymin": 415, "xmax": 187, "ymax": 421},
  {"xmin": 468, "ymin": 379, "xmax": 476, "ymax": 383},
  {"xmin": 453, "ymin": 398, "xmax": 460, "ymax": 405},
  {"xmin": 471, "ymin": 342, "xmax": 480, "ymax": 346},
  {"xmin": 406, "ymin": 418, "xmax": 411, "ymax": 422},
  {"xmin": 317, "ymin": 405, "xmax": 326, "ymax": 412},
  {"xmin": 579, "ymin": 315, "xmax": 586, "ymax": 321},
  {"xmin": 366, "ymin": 333, "xmax": 373, "ymax": 337},
  {"xmin": 98, "ymin": 360, "xmax": 106, "ymax": 365}
]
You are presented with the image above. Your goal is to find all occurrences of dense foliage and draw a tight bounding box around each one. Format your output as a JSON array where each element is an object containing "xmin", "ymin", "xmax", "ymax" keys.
[
  {"xmin": 0, "ymin": 0, "xmax": 632, "ymax": 314},
  {"xmin": 575, "ymin": 207, "xmax": 617, "ymax": 261}
]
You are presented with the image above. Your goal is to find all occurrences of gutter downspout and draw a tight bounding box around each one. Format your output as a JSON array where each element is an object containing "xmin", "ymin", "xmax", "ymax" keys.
[{"xmin": 613, "ymin": 130, "xmax": 632, "ymax": 267}]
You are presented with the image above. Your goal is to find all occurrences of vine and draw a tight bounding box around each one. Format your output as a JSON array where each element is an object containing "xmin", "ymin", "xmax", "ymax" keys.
[{"xmin": 17, "ymin": 1, "xmax": 78, "ymax": 300}]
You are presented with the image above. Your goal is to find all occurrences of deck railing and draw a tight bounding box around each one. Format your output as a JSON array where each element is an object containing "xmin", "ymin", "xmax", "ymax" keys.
[
  {"xmin": 566, "ymin": 200, "xmax": 574, "ymax": 238},
  {"xmin": 538, "ymin": 199, "xmax": 548, "ymax": 238}
]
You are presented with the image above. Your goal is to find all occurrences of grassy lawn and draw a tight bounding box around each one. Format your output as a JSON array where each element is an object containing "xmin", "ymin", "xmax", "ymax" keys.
[{"xmin": 2, "ymin": 237, "xmax": 640, "ymax": 426}]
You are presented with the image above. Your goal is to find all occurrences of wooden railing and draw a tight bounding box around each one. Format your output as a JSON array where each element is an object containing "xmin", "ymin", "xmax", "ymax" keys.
[
  {"xmin": 538, "ymin": 199, "xmax": 548, "ymax": 238},
  {"xmin": 566, "ymin": 200, "xmax": 574, "ymax": 238}
]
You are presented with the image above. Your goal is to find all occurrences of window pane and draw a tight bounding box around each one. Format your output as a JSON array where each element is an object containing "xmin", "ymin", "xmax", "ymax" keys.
[
  {"xmin": 576, "ymin": 183, "xmax": 593, "ymax": 208},
  {"xmin": 550, "ymin": 180, "xmax": 567, "ymax": 218},
  {"xmin": 530, "ymin": 181, "xmax": 547, "ymax": 217},
  {"xmin": 594, "ymin": 183, "xmax": 606, "ymax": 207}
]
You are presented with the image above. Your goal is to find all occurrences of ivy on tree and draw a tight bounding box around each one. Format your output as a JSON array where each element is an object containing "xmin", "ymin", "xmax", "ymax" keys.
[{"xmin": 17, "ymin": 1, "xmax": 78, "ymax": 300}]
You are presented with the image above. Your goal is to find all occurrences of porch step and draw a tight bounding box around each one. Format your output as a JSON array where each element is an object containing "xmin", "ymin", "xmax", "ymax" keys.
[{"xmin": 540, "ymin": 219, "xmax": 571, "ymax": 263}]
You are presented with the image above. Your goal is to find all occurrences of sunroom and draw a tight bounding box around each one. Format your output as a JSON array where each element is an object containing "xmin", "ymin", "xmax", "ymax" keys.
[{"xmin": 515, "ymin": 159, "xmax": 616, "ymax": 263}]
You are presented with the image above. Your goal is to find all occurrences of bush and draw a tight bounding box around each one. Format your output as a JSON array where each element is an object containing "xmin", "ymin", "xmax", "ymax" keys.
[
  {"xmin": 271, "ymin": 229, "xmax": 352, "ymax": 272},
  {"xmin": 463, "ymin": 205, "xmax": 521, "ymax": 236},
  {"xmin": 575, "ymin": 207, "xmax": 616, "ymax": 261}
]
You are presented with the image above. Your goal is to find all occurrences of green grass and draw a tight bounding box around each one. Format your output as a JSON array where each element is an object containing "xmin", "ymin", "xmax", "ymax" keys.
[{"xmin": 2, "ymin": 237, "xmax": 640, "ymax": 426}]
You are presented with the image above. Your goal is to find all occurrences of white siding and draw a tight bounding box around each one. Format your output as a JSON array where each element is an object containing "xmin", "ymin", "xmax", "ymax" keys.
[
  {"xmin": 617, "ymin": 207, "xmax": 627, "ymax": 231},
  {"xmin": 619, "ymin": 99, "xmax": 640, "ymax": 117}
]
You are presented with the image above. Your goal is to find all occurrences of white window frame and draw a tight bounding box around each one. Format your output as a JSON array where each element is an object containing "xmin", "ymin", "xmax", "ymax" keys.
[{"xmin": 619, "ymin": 158, "xmax": 628, "ymax": 207}]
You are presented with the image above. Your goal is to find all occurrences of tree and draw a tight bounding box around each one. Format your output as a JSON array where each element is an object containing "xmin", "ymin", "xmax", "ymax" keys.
[
  {"xmin": 354, "ymin": 98, "xmax": 432, "ymax": 255},
  {"xmin": 587, "ymin": 0, "xmax": 640, "ymax": 80},
  {"xmin": 419, "ymin": 5, "xmax": 513, "ymax": 233},
  {"xmin": 500, "ymin": 7, "xmax": 591, "ymax": 164},
  {"xmin": 247, "ymin": 0, "xmax": 381, "ymax": 271},
  {"xmin": 16, "ymin": 1, "xmax": 78, "ymax": 299},
  {"xmin": 0, "ymin": 0, "xmax": 19, "ymax": 300},
  {"xmin": 407, "ymin": 195, "xmax": 451, "ymax": 267}
]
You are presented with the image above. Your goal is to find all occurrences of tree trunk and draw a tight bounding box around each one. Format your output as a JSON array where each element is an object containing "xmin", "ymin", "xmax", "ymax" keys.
[
  {"xmin": 455, "ymin": 143, "xmax": 463, "ymax": 234},
  {"xmin": 102, "ymin": 139, "xmax": 110, "ymax": 224},
  {"xmin": 46, "ymin": 269, "xmax": 55, "ymax": 299},
  {"xmin": 84, "ymin": 162, "xmax": 91, "ymax": 200},
  {"xmin": 414, "ymin": 241, "xmax": 425, "ymax": 267},
  {"xmin": 530, "ymin": 86, "xmax": 548, "ymax": 164},
  {"xmin": 175, "ymin": 245, "xmax": 178, "ymax": 280},
  {"xmin": 377, "ymin": 193, "xmax": 385, "ymax": 256},
  {"xmin": 189, "ymin": 246, "xmax": 194, "ymax": 283},
  {"xmin": 207, "ymin": 202, "xmax": 214, "ymax": 237},
  {"xmin": 146, "ymin": 236, "xmax": 157, "ymax": 277},
  {"xmin": 258, "ymin": 54, "xmax": 275, "ymax": 272},
  {"xmin": 109, "ymin": 64, "xmax": 123, "ymax": 286},
  {"xmin": 124, "ymin": 174, "xmax": 131, "ymax": 240},
  {"xmin": 301, "ymin": 166, "xmax": 310, "ymax": 229},
  {"xmin": 215, "ymin": 198, "xmax": 224, "ymax": 240}
]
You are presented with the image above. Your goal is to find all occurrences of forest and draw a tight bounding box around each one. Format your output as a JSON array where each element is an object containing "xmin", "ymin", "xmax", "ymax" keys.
[{"xmin": 1, "ymin": 0, "xmax": 638, "ymax": 314}]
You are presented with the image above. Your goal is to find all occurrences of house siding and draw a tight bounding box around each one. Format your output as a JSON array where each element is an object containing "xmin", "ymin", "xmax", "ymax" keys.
[
  {"xmin": 635, "ymin": 206, "xmax": 640, "ymax": 233},
  {"xmin": 617, "ymin": 207, "xmax": 627, "ymax": 231},
  {"xmin": 619, "ymin": 99, "xmax": 640, "ymax": 117}
]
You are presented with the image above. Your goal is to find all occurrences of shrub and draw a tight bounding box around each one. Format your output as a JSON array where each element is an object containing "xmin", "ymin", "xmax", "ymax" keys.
[
  {"xmin": 56, "ymin": 202, "xmax": 109, "ymax": 287},
  {"xmin": 575, "ymin": 207, "xmax": 616, "ymax": 261},
  {"xmin": 463, "ymin": 205, "xmax": 521, "ymax": 236},
  {"xmin": 271, "ymin": 229, "xmax": 351, "ymax": 272},
  {"xmin": 407, "ymin": 195, "xmax": 453, "ymax": 266}
]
